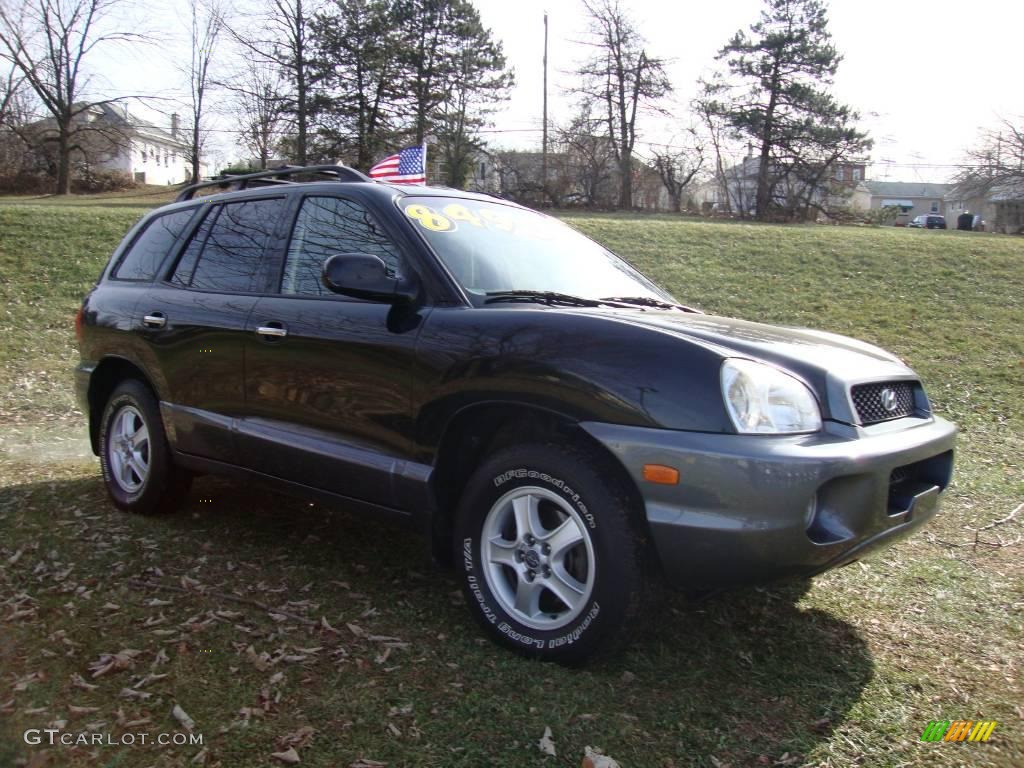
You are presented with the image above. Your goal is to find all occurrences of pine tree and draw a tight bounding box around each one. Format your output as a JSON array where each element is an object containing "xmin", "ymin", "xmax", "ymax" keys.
[{"xmin": 704, "ymin": 0, "xmax": 870, "ymax": 220}]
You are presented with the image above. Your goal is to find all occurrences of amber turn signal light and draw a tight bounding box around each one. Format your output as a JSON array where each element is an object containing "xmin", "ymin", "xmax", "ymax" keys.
[{"xmin": 642, "ymin": 464, "xmax": 679, "ymax": 485}]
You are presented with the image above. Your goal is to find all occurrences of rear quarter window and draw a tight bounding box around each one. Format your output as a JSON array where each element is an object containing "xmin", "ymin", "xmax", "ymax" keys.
[
  {"xmin": 112, "ymin": 208, "xmax": 195, "ymax": 281},
  {"xmin": 171, "ymin": 197, "xmax": 286, "ymax": 293}
]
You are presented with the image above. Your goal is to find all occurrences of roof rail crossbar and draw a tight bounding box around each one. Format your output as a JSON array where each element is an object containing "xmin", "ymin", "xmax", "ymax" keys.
[{"xmin": 175, "ymin": 164, "xmax": 372, "ymax": 202}]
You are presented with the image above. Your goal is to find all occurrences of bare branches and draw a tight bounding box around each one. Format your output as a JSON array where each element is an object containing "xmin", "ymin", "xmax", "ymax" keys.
[
  {"xmin": 182, "ymin": 0, "xmax": 225, "ymax": 181},
  {"xmin": 571, "ymin": 0, "xmax": 671, "ymax": 209},
  {"xmin": 957, "ymin": 115, "xmax": 1024, "ymax": 187},
  {"xmin": 646, "ymin": 131, "xmax": 706, "ymax": 213},
  {"xmin": 0, "ymin": 0, "xmax": 146, "ymax": 193},
  {"xmin": 927, "ymin": 503, "xmax": 1022, "ymax": 552},
  {"xmin": 225, "ymin": 0, "xmax": 317, "ymax": 165}
]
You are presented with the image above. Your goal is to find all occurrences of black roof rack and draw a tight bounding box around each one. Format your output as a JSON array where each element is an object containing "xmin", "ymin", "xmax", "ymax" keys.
[{"xmin": 175, "ymin": 164, "xmax": 372, "ymax": 202}]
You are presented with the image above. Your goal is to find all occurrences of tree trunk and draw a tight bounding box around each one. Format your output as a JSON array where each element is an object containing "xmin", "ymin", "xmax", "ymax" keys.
[
  {"xmin": 754, "ymin": 59, "xmax": 781, "ymax": 220},
  {"xmin": 755, "ymin": 139, "xmax": 773, "ymax": 218},
  {"xmin": 294, "ymin": 0, "xmax": 307, "ymax": 166},
  {"xmin": 618, "ymin": 154, "xmax": 632, "ymax": 209},
  {"xmin": 192, "ymin": 123, "xmax": 201, "ymax": 182},
  {"xmin": 56, "ymin": 123, "xmax": 71, "ymax": 195}
]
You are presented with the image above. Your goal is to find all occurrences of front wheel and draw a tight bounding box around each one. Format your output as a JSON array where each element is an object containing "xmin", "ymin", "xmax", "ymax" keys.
[{"xmin": 454, "ymin": 443, "xmax": 648, "ymax": 663}]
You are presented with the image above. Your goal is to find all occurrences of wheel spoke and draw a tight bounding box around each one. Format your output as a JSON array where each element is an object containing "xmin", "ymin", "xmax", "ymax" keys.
[
  {"xmin": 120, "ymin": 412, "xmax": 136, "ymax": 439},
  {"xmin": 119, "ymin": 454, "xmax": 136, "ymax": 487},
  {"xmin": 127, "ymin": 453, "xmax": 147, "ymax": 482},
  {"xmin": 487, "ymin": 536, "xmax": 519, "ymax": 567},
  {"xmin": 513, "ymin": 575, "xmax": 543, "ymax": 617},
  {"xmin": 130, "ymin": 423, "xmax": 149, "ymax": 450},
  {"xmin": 543, "ymin": 518, "xmax": 584, "ymax": 558},
  {"xmin": 545, "ymin": 567, "xmax": 586, "ymax": 613},
  {"xmin": 109, "ymin": 451, "xmax": 123, "ymax": 482},
  {"xmin": 511, "ymin": 494, "xmax": 541, "ymax": 541}
]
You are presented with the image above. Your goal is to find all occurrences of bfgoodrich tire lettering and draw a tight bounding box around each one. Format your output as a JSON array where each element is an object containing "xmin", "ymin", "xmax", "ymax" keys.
[
  {"xmin": 99, "ymin": 379, "xmax": 191, "ymax": 515},
  {"xmin": 454, "ymin": 443, "xmax": 647, "ymax": 663}
]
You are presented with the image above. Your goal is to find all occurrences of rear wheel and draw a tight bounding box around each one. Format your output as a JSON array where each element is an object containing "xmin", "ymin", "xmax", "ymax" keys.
[
  {"xmin": 99, "ymin": 379, "xmax": 190, "ymax": 514},
  {"xmin": 454, "ymin": 442, "xmax": 647, "ymax": 663}
]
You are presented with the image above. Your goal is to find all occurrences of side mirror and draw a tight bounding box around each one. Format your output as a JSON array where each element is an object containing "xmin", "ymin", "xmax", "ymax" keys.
[{"xmin": 322, "ymin": 253, "xmax": 418, "ymax": 304}]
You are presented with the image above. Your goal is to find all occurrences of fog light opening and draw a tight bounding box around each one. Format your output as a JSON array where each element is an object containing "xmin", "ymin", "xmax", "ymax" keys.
[{"xmin": 803, "ymin": 494, "xmax": 818, "ymax": 530}]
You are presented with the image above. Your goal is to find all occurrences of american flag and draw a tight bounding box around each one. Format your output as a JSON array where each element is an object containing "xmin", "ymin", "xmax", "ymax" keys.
[{"xmin": 368, "ymin": 145, "xmax": 426, "ymax": 184}]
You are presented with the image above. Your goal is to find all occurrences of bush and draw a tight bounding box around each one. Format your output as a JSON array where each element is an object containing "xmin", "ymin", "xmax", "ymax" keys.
[
  {"xmin": 218, "ymin": 165, "xmax": 257, "ymax": 176},
  {"xmin": 864, "ymin": 205, "xmax": 901, "ymax": 226},
  {"xmin": 0, "ymin": 168, "xmax": 136, "ymax": 194},
  {"xmin": 72, "ymin": 168, "xmax": 136, "ymax": 193},
  {"xmin": 0, "ymin": 171, "xmax": 52, "ymax": 194}
]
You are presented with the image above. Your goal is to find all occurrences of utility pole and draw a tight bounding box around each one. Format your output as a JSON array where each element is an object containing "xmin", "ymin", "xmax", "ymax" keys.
[{"xmin": 541, "ymin": 11, "xmax": 548, "ymax": 202}]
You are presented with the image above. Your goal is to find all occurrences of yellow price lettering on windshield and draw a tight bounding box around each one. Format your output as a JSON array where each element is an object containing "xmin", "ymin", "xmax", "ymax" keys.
[
  {"xmin": 442, "ymin": 203, "xmax": 483, "ymax": 227},
  {"xmin": 405, "ymin": 204, "xmax": 454, "ymax": 232}
]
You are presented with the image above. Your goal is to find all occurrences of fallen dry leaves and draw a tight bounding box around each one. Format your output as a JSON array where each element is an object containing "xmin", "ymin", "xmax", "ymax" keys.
[
  {"xmin": 172, "ymin": 703, "xmax": 196, "ymax": 732},
  {"xmin": 88, "ymin": 649, "xmax": 142, "ymax": 678},
  {"xmin": 538, "ymin": 726, "xmax": 557, "ymax": 756},
  {"xmin": 271, "ymin": 746, "xmax": 301, "ymax": 764}
]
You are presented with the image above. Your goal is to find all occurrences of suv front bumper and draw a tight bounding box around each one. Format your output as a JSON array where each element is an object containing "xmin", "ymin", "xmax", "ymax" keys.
[{"xmin": 581, "ymin": 416, "xmax": 956, "ymax": 590}]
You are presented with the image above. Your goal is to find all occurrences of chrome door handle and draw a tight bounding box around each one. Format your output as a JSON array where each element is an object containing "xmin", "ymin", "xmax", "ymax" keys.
[
  {"xmin": 143, "ymin": 312, "xmax": 166, "ymax": 328},
  {"xmin": 256, "ymin": 325, "xmax": 287, "ymax": 338}
]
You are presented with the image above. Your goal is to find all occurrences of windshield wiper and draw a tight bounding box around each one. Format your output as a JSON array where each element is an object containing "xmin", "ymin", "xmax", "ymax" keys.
[
  {"xmin": 484, "ymin": 290, "xmax": 607, "ymax": 308},
  {"xmin": 600, "ymin": 295, "xmax": 702, "ymax": 313}
]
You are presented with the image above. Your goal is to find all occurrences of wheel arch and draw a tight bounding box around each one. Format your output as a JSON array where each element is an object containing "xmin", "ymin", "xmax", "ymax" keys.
[
  {"xmin": 87, "ymin": 356, "xmax": 158, "ymax": 454},
  {"xmin": 429, "ymin": 401, "xmax": 649, "ymax": 568}
]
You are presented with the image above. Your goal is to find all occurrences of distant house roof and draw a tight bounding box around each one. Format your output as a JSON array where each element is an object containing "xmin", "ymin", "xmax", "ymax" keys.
[
  {"xmin": 943, "ymin": 176, "xmax": 995, "ymax": 201},
  {"xmin": 989, "ymin": 177, "xmax": 1024, "ymax": 202},
  {"xmin": 81, "ymin": 103, "xmax": 188, "ymax": 148},
  {"xmin": 862, "ymin": 181, "xmax": 950, "ymax": 199}
]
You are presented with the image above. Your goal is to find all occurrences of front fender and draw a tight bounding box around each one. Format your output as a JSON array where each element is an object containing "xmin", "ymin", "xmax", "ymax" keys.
[{"xmin": 411, "ymin": 307, "xmax": 733, "ymax": 455}]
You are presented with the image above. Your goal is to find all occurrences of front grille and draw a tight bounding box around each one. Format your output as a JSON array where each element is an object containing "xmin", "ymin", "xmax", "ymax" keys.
[{"xmin": 851, "ymin": 381, "xmax": 916, "ymax": 424}]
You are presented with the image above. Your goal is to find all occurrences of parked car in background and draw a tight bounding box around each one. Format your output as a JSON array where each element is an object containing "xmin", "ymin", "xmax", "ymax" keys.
[
  {"xmin": 74, "ymin": 166, "xmax": 957, "ymax": 663},
  {"xmin": 908, "ymin": 214, "xmax": 947, "ymax": 229}
]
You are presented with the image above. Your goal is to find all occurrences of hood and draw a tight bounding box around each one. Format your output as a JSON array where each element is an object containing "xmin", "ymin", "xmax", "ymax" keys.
[{"xmin": 585, "ymin": 308, "xmax": 916, "ymax": 422}]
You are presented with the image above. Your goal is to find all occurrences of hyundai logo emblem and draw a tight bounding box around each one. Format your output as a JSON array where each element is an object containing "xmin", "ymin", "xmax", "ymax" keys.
[{"xmin": 880, "ymin": 387, "xmax": 898, "ymax": 412}]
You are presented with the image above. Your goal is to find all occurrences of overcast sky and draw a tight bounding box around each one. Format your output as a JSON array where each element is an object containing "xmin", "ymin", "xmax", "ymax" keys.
[{"xmin": 94, "ymin": 0, "xmax": 1023, "ymax": 183}]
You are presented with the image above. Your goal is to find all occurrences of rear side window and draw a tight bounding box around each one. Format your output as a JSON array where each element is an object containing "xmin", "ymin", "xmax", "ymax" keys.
[
  {"xmin": 281, "ymin": 196, "xmax": 403, "ymax": 296},
  {"xmin": 171, "ymin": 198, "xmax": 285, "ymax": 293},
  {"xmin": 112, "ymin": 209, "xmax": 195, "ymax": 281}
]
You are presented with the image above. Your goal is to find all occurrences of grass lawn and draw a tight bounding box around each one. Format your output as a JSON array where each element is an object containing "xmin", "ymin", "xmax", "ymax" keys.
[{"xmin": 0, "ymin": 201, "xmax": 1021, "ymax": 767}]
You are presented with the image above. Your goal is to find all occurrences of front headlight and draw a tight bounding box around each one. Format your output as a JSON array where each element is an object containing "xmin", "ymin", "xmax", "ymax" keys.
[{"xmin": 720, "ymin": 358, "xmax": 822, "ymax": 434}]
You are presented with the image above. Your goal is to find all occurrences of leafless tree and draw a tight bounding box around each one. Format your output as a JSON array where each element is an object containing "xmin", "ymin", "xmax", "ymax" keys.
[
  {"xmin": 229, "ymin": 0, "xmax": 319, "ymax": 165},
  {"xmin": 0, "ymin": 64, "xmax": 23, "ymax": 124},
  {"xmin": 183, "ymin": 0, "xmax": 224, "ymax": 182},
  {"xmin": 959, "ymin": 116, "xmax": 1024, "ymax": 183},
  {"xmin": 647, "ymin": 132, "xmax": 705, "ymax": 213},
  {"xmin": 0, "ymin": 66, "xmax": 34, "ymax": 178},
  {"xmin": 220, "ymin": 58, "xmax": 290, "ymax": 169},
  {"xmin": 555, "ymin": 103, "xmax": 617, "ymax": 208},
  {"xmin": 571, "ymin": 0, "xmax": 671, "ymax": 209},
  {"xmin": 0, "ymin": 0, "xmax": 143, "ymax": 194}
]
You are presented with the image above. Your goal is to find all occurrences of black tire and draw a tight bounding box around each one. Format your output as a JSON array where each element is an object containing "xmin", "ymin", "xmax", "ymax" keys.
[
  {"xmin": 454, "ymin": 442, "xmax": 648, "ymax": 663},
  {"xmin": 98, "ymin": 379, "xmax": 191, "ymax": 514}
]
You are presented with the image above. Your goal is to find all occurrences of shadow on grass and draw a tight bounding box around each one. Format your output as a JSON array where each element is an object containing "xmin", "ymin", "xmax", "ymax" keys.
[{"xmin": 1, "ymin": 473, "xmax": 874, "ymax": 764}]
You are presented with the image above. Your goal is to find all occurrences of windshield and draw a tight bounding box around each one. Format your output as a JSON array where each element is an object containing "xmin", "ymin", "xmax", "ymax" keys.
[{"xmin": 399, "ymin": 196, "xmax": 671, "ymax": 304}]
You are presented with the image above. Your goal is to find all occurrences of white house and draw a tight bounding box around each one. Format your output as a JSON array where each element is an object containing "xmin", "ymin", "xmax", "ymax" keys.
[
  {"xmin": 28, "ymin": 103, "xmax": 203, "ymax": 185},
  {"xmin": 86, "ymin": 104, "xmax": 200, "ymax": 184}
]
